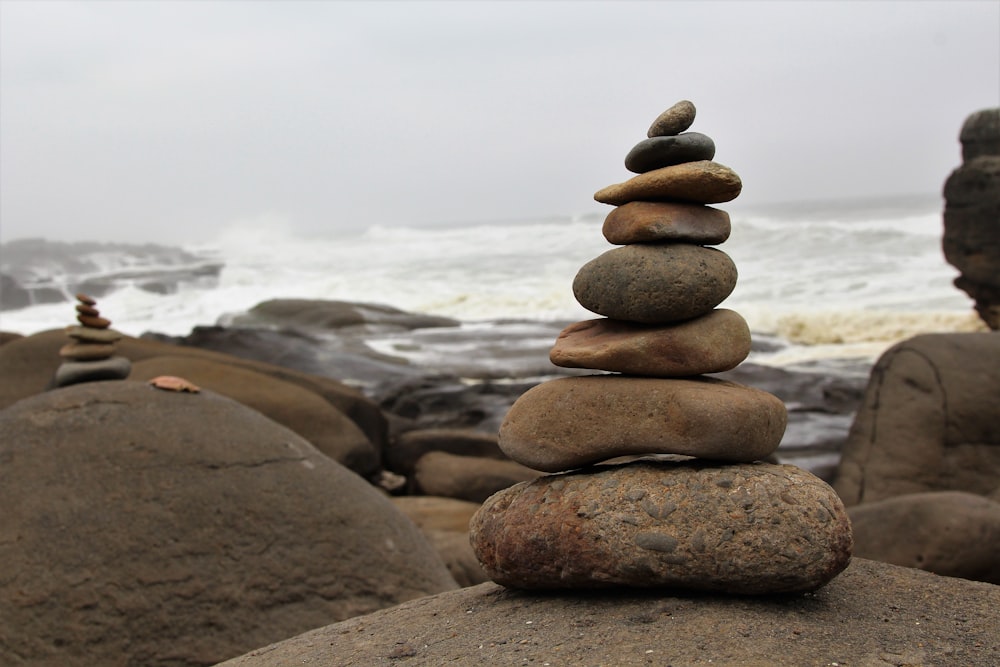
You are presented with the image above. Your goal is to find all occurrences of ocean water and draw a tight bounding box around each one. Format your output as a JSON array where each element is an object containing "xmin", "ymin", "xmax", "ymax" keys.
[{"xmin": 0, "ymin": 193, "xmax": 985, "ymax": 370}]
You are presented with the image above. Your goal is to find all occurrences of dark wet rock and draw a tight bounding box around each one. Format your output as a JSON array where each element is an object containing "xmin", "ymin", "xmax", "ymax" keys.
[
  {"xmin": 386, "ymin": 428, "xmax": 506, "ymax": 477},
  {"xmin": 227, "ymin": 299, "xmax": 460, "ymax": 332},
  {"xmin": 624, "ymin": 132, "xmax": 716, "ymax": 173},
  {"xmin": 413, "ymin": 451, "xmax": 539, "ymax": 503},
  {"xmin": 960, "ymin": 106, "xmax": 1000, "ymax": 161},
  {"xmin": 0, "ymin": 381, "xmax": 456, "ymax": 667},
  {"xmin": 470, "ymin": 461, "xmax": 851, "ymax": 593}
]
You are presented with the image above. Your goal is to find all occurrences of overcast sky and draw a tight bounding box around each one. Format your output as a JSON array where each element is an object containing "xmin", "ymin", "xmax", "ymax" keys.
[{"xmin": 1, "ymin": 0, "xmax": 998, "ymax": 244}]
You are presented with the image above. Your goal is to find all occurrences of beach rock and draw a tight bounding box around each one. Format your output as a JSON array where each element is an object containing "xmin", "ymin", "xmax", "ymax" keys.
[
  {"xmin": 602, "ymin": 200, "xmax": 730, "ymax": 245},
  {"xmin": 594, "ymin": 161, "xmax": 742, "ymax": 206},
  {"xmin": 76, "ymin": 313, "xmax": 111, "ymax": 329},
  {"xmin": 834, "ymin": 332, "xmax": 1000, "ymax": 505},
  {"xmin": 960, "ymin": 107, "xmax": 1000, "ymax": 161},
  {"xmin": 499, "ymin": 375, "xmax": 787, "ymax": 472},
  {"xmin": 391, "ymin": 496, "xmax": 488, "ymax": 587},
  {"xmin": 0, "ymin": 329, "xmax": 390, "ymax": 454},
  {"xmin": 550, "ymin": 309, "xmax": 751, "ymax": 376},
  {"xmin": 573, "ymin": 244, "xmax": 738, "ymax": 323},
  {"xmin": 75, "ymin": 302, "xmax": 100, "ymax": 316},
  {"xmin": 0, "ymin": 273, "xmax": 32, "ymax": 310},
  {"xmin": 0, "ymin": 331, "xmax": 23, "ymax": 346},
  {"xmin": 943, "ymin": 154, "xmax": 1000, "ymax": 329},
  {"xmin": 129, "ymin": 355, "xmax": 381, "ymax": 477},
  {"xmin": 217, "ymin": 558, "xmax": 1000, "ymax": 667},
  {"xmin": 624, "ymin": 132, "xmax": 716, "ymax": 173},
  {"xmin": 228, "ymin": 298, "xmax": 460, "ymax": 332},
  {"xmin": 413, "ymin": 451, "xmax": 538, "ymax": 503},
  {"xmin": 849, "ymin": 491, "xmax": 1000, "ymax": 584},
  {"xmin": 470, "ymin": 461, "xmax": 851, "ymax": 593},
  {"xmin": 647, "ymin": 99, "xmax": 696, "ymax": 137},
  {"xmin": 51, "ymin": 356, "xmax": 132, "ymax": 387},
  {"xmin": 65, "ymin": 324, "xmax": 123, "ymax": 343},
  {"xmin": 386, "ymin": 427, "xmax": 506, "ymax": 476},
  {"xmin": 0, "ymin": 381, "xmax": 456, "ymax": 667},
  {"xmin": 59, "ymin": 341, "xmax": 116, "ymax": 360}
]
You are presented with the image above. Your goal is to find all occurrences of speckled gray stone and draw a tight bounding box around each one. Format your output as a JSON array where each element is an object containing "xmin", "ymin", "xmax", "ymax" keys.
[
  {"xmin": 572, "ymin": 244, "xmax": 737, "ymax": 323},
  {"xmin": 470, "ymin": 460, "xmax": 853, "ymax": 593}
]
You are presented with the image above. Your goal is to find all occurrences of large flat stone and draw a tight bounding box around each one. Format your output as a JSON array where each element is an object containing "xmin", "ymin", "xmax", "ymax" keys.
[
  {"xmin": 602, "ymin": 200, "xmax": 730, "ymax": 245},
  {"xmin": 498, "ymin": 375, "xmax": 786, "ymax": 472},
  {"xmin": 594, "ymin": 161, "xmax": 742, "ymax": 206},
  {"xmin": 549, "ymin": 309, "xmax": 751, "ymax": 376}
]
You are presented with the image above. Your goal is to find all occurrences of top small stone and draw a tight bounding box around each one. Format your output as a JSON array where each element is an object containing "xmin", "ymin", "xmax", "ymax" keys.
[{"xmin": 647, "ymin": 100, "xmax": 696, "ymax": 138}]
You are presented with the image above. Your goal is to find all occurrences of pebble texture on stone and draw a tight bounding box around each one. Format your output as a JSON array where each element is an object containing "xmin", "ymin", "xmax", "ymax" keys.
[
  {"xmin": 473, "ymin": 100, "xmax": 852, "ymax": 595},
  {"xmin": 470, "ymin": 461, "xmax": 852, "ymax": 594}
]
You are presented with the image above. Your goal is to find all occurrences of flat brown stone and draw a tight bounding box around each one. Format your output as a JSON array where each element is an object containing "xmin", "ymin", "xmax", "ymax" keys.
[
  {"xmin": 498, "ymin": 375, "xmax": 786, "ymax": 472},
  {"xmin": 59, "ymin": 341, "xmax": 117, "ymax": 361},
  {"xmin": 602, "ymin": 201, "xmax": 730, "ymax": 245},
  {"xmin": 549, "ymin": 309, "xmax": 751, "ymax": 376},
  {"xmin": 75, "ymin": 293, "xmax": 97, "ymax": 306},
  {"xmin": 573, "ymin": 244, "xmax": 737, "ymax": 324},
  {"xmin": 75, "ymin": 303, "xmax": 100, "ymax": 317},
  {"xmin": 65, "ymin": 325, "xmax": 123, "ymax": 344},
  {"xmin": 77, "ymin": 314, "xmax": 111, "ymax": 329},
  {"xmin": 469, "ymin": 460, "xmax": 852, "ymax": 593},
  {"xmin": 647, "ymin": 100, "xmax": 696, "ymax": 137},
  {"xmin": 594, "ymin": 161, "xmax": 742, "ymax": 206}
]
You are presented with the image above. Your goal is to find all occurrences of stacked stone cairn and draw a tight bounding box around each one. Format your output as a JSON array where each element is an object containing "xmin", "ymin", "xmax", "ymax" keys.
[
  {"xmin": 51, "ymin": 294, "xmax": 132, "ymax": 388},
  {"xmin": 470, "ymin": 101, "xmax": 853, "ymax": 595}
]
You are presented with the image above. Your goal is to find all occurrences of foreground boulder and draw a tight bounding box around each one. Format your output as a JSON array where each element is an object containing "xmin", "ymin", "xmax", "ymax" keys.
[
  {"xmin": 0, "ymin": 381, "xmax": 456, "ymax": 667},
  {"xmin": 849, "ymin": 491, "xmax": 1000, "ymax": 584},
  {"xmin": 834, "ymin": 332, "xmax": 1000, "ymax": 505},
  {"xmin": 220, "ymin": 558, "xmax": 999, "ymax": 666}
]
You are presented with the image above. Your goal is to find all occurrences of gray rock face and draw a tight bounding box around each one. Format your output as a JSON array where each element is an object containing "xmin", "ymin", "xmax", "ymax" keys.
[
  {"xmin": 624, "ymin": 132, "xmax": 716, "ymax": 173},
  {"xmin": 498, "ymin": 376, "xmax": 787, "ymax": 472},
  {"xmin": 849, "ymin": 491, "xmax": 1000, "ymax": 584},
  {"xmin": 647, "ymin": 99, "xmax": 696, "ymax": 137},
  {"xmin": 833, "ymin": 333, "xmax": 1000, "ymax": 505},
  {"xmin": 594, "ymin": 160, "xmax": 743, "ymax": 206},
  {"xmin": 549, "ymin": 309, "xmax": 751, "ymax": 376},
  {"xmin": 0, "ymin": 381, "xmax": 456, "ymax": 667},
  {"xmin": 572, "ymin": 244, "xmax": 737, "ymax": 323},
  {"xmin": 602, "ymin": 200, "xmax": 731, "ymax": 245},
  {"xmin": 960, "ymin": 107, "xmax": 1000, "ymax": 161},
  {"xmin": 469, "ymin": 461, "xmax": 852, "ymax": 593},
  {"xmin": 943, "ymin": 153, "xmax": 1000, "ymax": 329}
]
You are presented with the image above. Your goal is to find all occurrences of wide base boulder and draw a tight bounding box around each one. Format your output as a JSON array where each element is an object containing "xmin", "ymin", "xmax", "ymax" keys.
[
  {"xmin": 0, "ymin": 381, "xmax": 456, "ymax": 667},
  {"xmin": 220, "ymin": 558, "xmax": 999, "ymax": 666}
]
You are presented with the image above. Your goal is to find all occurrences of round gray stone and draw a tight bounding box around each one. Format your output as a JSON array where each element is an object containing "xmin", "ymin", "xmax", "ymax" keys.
[
  {"xmin": 573, "ymin": 244, "xmax": 737, "ymax": 323},
  {"xmin": 625, "ymin": 132, "xmax": 716, "ymax": 173},
  {"xmin": 470, "ymin": 460, "xmax": 853, "ymax": 594}
]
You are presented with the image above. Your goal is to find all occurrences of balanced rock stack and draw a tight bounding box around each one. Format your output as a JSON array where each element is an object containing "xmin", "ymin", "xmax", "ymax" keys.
[
  {"xmin": 51, "ymin": 294, "xmax": 132, "ymax": 388},
  {"xmin": 470, "ymin": 101, "xmax": 853, "ymax": 595}
]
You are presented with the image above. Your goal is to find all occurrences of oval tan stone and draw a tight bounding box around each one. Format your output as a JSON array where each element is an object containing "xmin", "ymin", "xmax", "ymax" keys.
[
  {"xmin": 498, "ymin": 375, "xmax": 786, "ymax": 472},
  {"xmin": 470, "ymin": 460, "xmax": 853, "ymax": 594},
  {"xmin": 647, "ymin": 100, "xmax": 696, "ymax": 137},
  {"xmin": 603, "ymin": 201, "xmax": 731, "ymax": 245},
  {"xmin": 573, "ymin": 244, "xmax": 737, "ymax": 323},
  {"xmin": 594, "ymin": 161, "xmax": 742, "ymax": 206},
  {"xmin": 549, "ymin": 309, "xmax": 751, "ymax": 376}
]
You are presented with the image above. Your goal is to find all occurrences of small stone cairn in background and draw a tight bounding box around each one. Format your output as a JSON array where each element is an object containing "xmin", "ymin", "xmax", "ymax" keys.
[
  {"xmin": 51, "ymin": 294, "xmax": 131, "ymax": 388},
  {"xmin": 470, "ymin": 101, "xmax": 853, "ymax": 594}
]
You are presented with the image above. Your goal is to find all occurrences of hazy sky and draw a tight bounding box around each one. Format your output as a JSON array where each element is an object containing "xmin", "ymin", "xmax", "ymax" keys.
[{"xmin": 1, "ymin": 0, "xmax": 998, "ymax": 244}]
